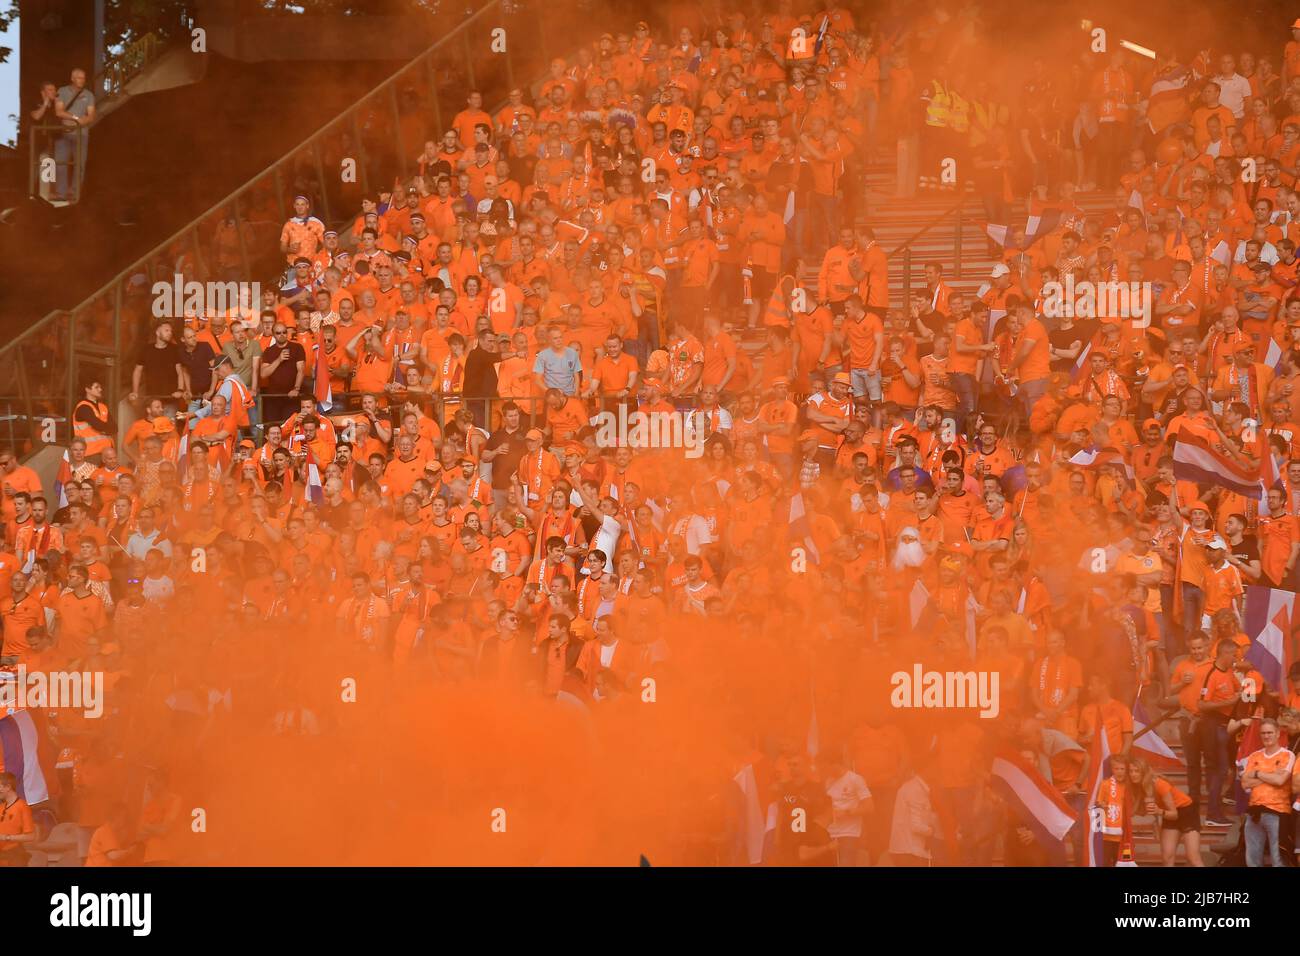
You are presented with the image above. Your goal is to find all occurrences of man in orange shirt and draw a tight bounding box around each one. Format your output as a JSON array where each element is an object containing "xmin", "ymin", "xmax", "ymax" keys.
[
  {"xmin": 1240, "ymin": 718, "xmax": 1294, "ymax": 866},
  {"xmin": 586, "ymin": 334, "xmax": 639, "ymax": 413},
  {"xmin": 677, "ymin": 218, "xmax": 719, "ymax": 323},
  {"xmin": 1078, "ymin": 673, "xmax": 1134, "ymax": 756},
  {"xmin": 0, "ymin": 571, "xmax": 42, "ymax": 665},
  {"xmin": 842, "ymin": 296, "xmax": 883, "ymax": 424},
  {"xmin": 0, "ymin": 772, "xmax": 36, "ymax": 866},
  {"xmin": 1003, "ymin": 304, "xmax": 1052, "ymax": 415},
  {"xmin": 1197, "ymin": 639, "xmax": 1242, "ymax": 825}
]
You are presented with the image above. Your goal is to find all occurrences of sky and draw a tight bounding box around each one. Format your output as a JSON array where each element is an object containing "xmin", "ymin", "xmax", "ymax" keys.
[{"xmin": 0, "ymin": 3, "xmax": 18, "ymax": 149}]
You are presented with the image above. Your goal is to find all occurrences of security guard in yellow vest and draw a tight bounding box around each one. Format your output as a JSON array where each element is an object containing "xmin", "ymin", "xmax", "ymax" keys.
[{"xmin": 919, "ymin": 75, "xmax": 952, "ymax": 190}]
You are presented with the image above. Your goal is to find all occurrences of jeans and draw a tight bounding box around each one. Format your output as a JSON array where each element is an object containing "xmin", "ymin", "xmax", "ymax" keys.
[
  {"xmin": 1095, "ymin": 121, "xmax": 1124, "ymax": 189},
  {"xmin": 54, "ymin": 129, "xmax": 89, "ymax": 201},
  {"xmin": 952, "ymin": 372, "xmax": 976, "ymax": 427},
  {"xmin": 1245, "ymin": 811, "xmax": 1284, "ymax": 867},
  {"xmin": 1181, "ymin": 582, "xmax": 1205, "ymax": 641},
  {"xmin": 851, "ymin": 368, "xmax": 882, "ymax": 403},
  {"xmin": 1198, "ymin": 718, "xmax": 1229, "ymax": 819},
  {"xmin": 1019, "ymin": 377, "xmax": 1048, "ymax": 415}
]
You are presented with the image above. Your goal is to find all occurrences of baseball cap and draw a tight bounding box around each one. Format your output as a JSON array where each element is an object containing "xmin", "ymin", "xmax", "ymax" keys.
[
  {"xmin": 238, "ymin": 438, "xmax": 255, "ymax": 449},
  {"xmin": 990, "ymin": 263, "xmax": 1011, "ymax": 278},
  {"xmin": 525, "ymin": 428, "xmax": 545, "ymax": 441},
  {"xmin": 832, "ymin": 371, "xmax": 852, "ymax": 387},
  {"xmin": 770, "ymin": 376, "xmax": 790, "ymax": 388},
  {"xmin": 210, "ymin": 353, "xmax": 233, "ymax": 370},
  {"xmin": 1190, "ymin": 499, "xmax": 1212, "ymax": 514},
  {"xmin": 293, "ymin": 257, "xmax": 311, "ymax": 267}
]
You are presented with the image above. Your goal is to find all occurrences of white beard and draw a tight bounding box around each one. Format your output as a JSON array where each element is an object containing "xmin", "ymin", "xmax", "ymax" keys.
[{"xmin": 893, "ymin": 530, "xmax": 926, "ymax": 571}]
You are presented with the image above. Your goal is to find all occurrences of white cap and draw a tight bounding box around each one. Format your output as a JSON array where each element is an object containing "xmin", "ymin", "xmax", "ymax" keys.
[{"xmin": 990, "ymin": 263, "xmax": 1011, "ymax": 278}]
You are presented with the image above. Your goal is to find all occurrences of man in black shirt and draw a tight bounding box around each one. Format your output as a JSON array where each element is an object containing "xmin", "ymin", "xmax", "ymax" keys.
[
  {"xmin": 480, "ymin": 401, "xmax": 527, "ymax": 512},
  {"xmin": 463, "ymin": 329, "xmax": 500, "ymax": 429},
  {"xmin": 1223, "ymin": 513, "xmax": 1262, "ymax": 585},
  {"xmin": 130, "ymin": 318, "xmax": 184, "ymax": 414},
  {"xmin": 260, "ymin": 320, "xmax": 306, "ymax": 426},
  {"xmin": 179, "ymin": 325, "xmax": 217, "ymax": 406}
]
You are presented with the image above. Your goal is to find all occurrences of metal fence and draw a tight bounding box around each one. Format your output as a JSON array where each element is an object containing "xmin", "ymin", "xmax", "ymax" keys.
[{"xmin": 1, "ymin": 0, "xmax": 582, "ymax": 457}]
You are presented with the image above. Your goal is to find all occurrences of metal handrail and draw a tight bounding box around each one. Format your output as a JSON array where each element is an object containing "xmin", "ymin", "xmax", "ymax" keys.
[
  {"xmin": 886, "ymin": 197, "xmax": 969, "ymax": 259},
  {"xmin": 887, "ymin": 198, "xmax": 972, "ymax": 305},
  {"xmin": 95, "ymin": 32, "xmax": 165, "ymax": 100},
  {"xmin": 5, "ymin": 0, "xmax": 507, "ymax": 378}
]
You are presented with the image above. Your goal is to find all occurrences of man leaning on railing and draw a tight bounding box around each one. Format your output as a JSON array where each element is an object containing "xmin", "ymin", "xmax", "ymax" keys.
[{"xmin": 51, "ymin": 68, "xmax": 95, "ymax": 203}]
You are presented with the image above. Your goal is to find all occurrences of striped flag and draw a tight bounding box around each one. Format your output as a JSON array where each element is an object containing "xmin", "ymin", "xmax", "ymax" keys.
[
  {"xmin": 985, "ymin": 222, "xmax": 1011, "ymax": 248},
  {"xmin": 304, "ymin": 447, "xmax": 324, "ymax": 505},
  {"xmin": 314, "ymin": 342, "xmax": 333, "ymax": 413},
  {"xmin": 1264, "ymin": 336, "xmax": 1285, "ymax": 373},
  {"xmin": 909, "ymin": 579, "xmax": 931, "ymax": 629},
  {"xmin": 734, "ymin": 762, "xmax": 776, "ymax": 865},
  {"xmin": 1242, "ymin": 585, "xmax": 1294, "ymax": 691},
  {"xmin": 53, "ymin": 450, "xmax": 72, "ymax": 510},
  {"xmin": 814, "ymin": 15, "xmax": 830, "ymax": 53},
  {"xmin": 1025, "ymin": 199, "xmax": 1064, "ymax": 246},
  {"xmin": 0, "ymin": 709, "xmax": 54, "ymax": 805},
  {"xmin": 787, "ymin": 492, "xmax": 820, "ymax": 564},
  {"xmin": 1146, "ymin": 63, "xmax": 1192, "ymax": 134},
  {"xmin": 1070, "ymin": 342, "xmax": 1092, "ymax": 383},
  {"xmin": 1171, "ymin": 422, "xmax": 1264, "ymax": 498},
  {"xmin": 990, "ymin": 748, "xmax": 1077, "ymax": 862},
  {"xmin": 1132, "ymin": 697, "xmax": 1183, "ymax": 772},
  {"xmin": 176, "ymin": 428, "xmax": 189, "ymax": 484},
  {"xmin": 1083, "ymin": 727, "xmax": 1114, "ymax": 867}
]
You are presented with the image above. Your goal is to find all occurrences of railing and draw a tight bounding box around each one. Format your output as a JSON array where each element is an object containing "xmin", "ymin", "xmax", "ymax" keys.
[
  {"xmin": 28, "ymin": 121, "xmax": 86, "ymax": 205},
  {"xmin": 95, "ymin": 32, "xmax": 166, "ymax": 101},
  {"xmin": 888, "ymin": 198, "xmax": 969, "ymax": 305},
  {"xmin": 1, "ymin": 0, "xmax": 587, "ymax": 457}
]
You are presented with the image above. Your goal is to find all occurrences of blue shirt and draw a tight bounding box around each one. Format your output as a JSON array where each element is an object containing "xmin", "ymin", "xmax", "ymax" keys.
[{"xmin": 532, "ymin": 347, "xmax": 582, "ymax": 395}]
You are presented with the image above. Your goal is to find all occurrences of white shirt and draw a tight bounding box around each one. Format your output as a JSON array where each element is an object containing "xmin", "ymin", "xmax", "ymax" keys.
[
  {"xmin": 1213, "ymin": 73, "xmax": 1253, "ymax": 119},
  {"xmin": 826, "ymin": 771, "xmax": 872, "ymax": 839},
  {"xmin": 889, "ymin": 775, "xmax": 936, "ymax": 860},
  {"xmin": 590, "ymin": 512, "xmax": 621, "ymax": 572}
]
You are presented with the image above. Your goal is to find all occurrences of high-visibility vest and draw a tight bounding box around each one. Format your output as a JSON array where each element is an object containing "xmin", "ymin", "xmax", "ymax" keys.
[
  {"xmin": 925, "ymin": 81, "xmax": 951, "ymax": 128},
  {"xmin": 948, "ymin": 90, "xmax": 970, "ymax": 134},
  {"xmin": 72, "ymin": 401, "xmax": 113, "ymax": 456},
  {"xmin": 764, "ymin": 275, "xmax": 798, "ymax": 327}
]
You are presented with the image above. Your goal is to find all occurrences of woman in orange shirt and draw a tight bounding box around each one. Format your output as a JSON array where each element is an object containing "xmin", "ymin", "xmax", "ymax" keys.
[{"xmin": 1128, "ymin": 756, "xmax": 1202, "ymax": 867}]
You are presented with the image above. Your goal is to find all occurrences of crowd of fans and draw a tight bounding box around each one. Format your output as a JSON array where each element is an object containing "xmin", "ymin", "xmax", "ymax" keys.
[{"xmin": 8, "ymin": 1, "xmax": 1300, "ymax": 867}]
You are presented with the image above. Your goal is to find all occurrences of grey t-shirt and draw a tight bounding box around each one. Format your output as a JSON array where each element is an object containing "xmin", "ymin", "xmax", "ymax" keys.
[
  {"xmin": 532, "ymin": 346, "xmax": 582, "ymax": 395},
  {"xmin": 57, "ymin": 84, "xmax": 95, "ymax": 122}
]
